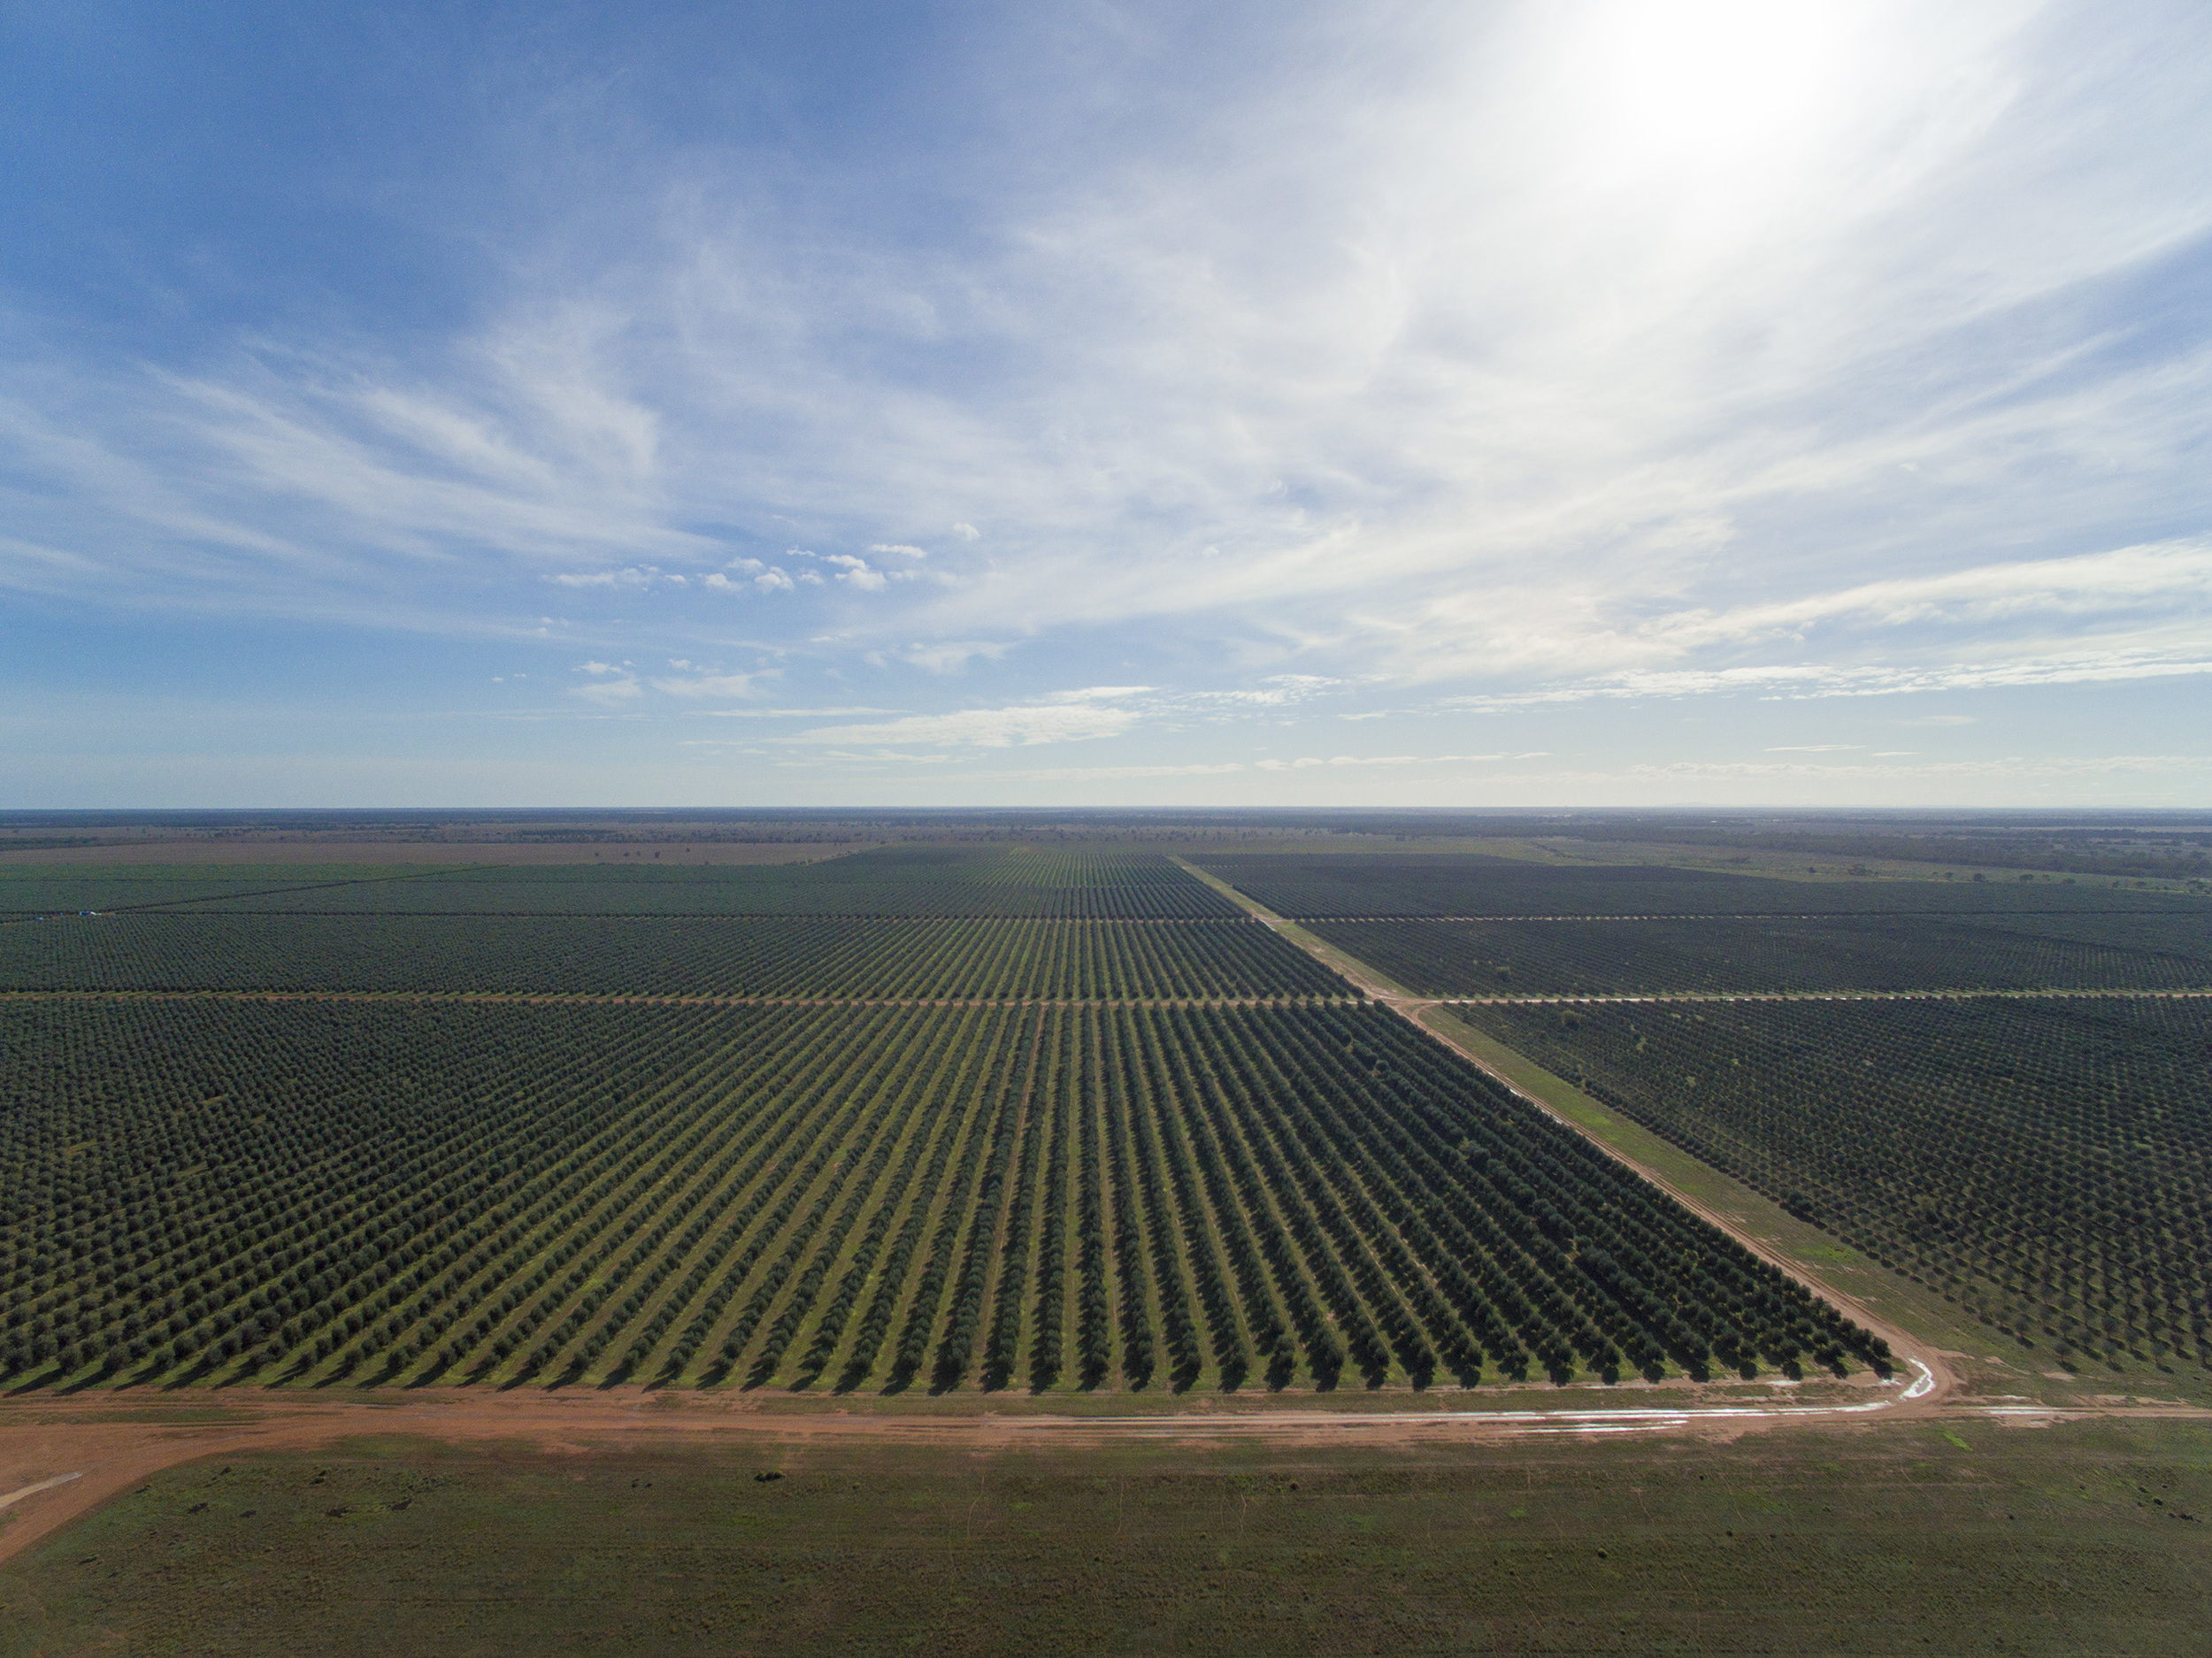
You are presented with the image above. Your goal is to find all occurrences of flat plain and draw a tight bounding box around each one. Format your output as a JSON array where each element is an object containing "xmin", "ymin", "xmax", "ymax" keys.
[
  {"xmin": 5, "ymin": 833, "xmax": 2210, "ymax": 1653},
  {"xmin": 4, "ymin": 1422, "xmax": 2208, "ymax": 1657}
]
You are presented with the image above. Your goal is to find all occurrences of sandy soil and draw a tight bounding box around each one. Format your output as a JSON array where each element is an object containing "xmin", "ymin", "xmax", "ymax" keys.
[{"xmin": 7, "ymin": 1369, "xmax": 2206, "ymax": 1569}]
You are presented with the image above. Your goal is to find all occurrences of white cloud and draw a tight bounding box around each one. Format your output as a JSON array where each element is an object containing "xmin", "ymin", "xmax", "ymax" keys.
[
  {"xmin": 902, "ymin": 641, "xmax": 1007, "ymax": 674},
  {"xmin": 1256, "ymin": 752, "xmax": 1508, "ymax": 771},
  {"xmin": 551, "ymin": 565, "xmax": 662, "ymax": 589},
  {"xmin": 785, "ymin": 700, "xmax": 1141, "ymax": 748},
  {"xmin": 1194, "ymin": 674, "xmax": 1344, "ymax": 709},
  {"xmin": 702, "ymin": 704, "xmax": 898, "ymax": 718},
  {"xmin": 1441, "ymin": 650, "xmax": 2212, "ymax": 714},
  {"xmin": 649, "ymin": 672, "xmax": 766, "ymax": 699},
  {"xmin": 1766, "ymin": 744, "xmax": 1862, "ymax": 753},
  {"xmin": 868, "ymin": 543, "xmax": 928, "ymax": 558},
  {"xmin": 571, "ymin": 679, "xmax": 641, "ymax": 706},
  {"xmin": 949, "ymin": 523, "xmax": 979, "ymax": 541},
  {"xmin": 1638, "ymin": 541, "xmax": 2212, "ymax": 655},
  {"xmin": 1624, "ymin": 754, "xmax": 2212, "ymax": 780},
  {"xmin": 995, "ymin": 763, "xmax": 1247, "ymax": 781},
  {"xmin": 1045, "ymin": 684, "xmax": 1154, "ymax": 702},
  {"xmin": 826, "ymin": 553, "xmax": 888, "ymax": 591},
  {"xmin": 568, "ymin": 658, "xmax": 645, "ymax": 705}
]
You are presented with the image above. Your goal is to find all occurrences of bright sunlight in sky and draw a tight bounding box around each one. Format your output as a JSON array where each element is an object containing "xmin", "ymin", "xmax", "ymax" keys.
[
  {"xmin": 1570, "ymin": 1, "xmax": 1864, "ymax": 169},
  {"xmin": 3, "ymin": 0, "xmax": 2208, "ymax": 807}
]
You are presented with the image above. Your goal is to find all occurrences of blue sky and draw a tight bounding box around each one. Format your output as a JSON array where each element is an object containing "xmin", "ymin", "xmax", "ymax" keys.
[{"xmin": 4, "ymin": 0, "xmax": 2209, "ymax": 808}]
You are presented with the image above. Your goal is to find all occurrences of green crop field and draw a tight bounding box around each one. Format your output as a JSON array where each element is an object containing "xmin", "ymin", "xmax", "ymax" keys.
[
  {"xmin": 2, "ymin": 847, "xmax": 1248, "ymax": 919},
  {"xmin": 0, "ymin": 867, "xmax": 426, "ymax": 919},
  {"xmin": 1303, "ymin": 913, "xmax": 2212, "ymax": 995},
  {"xmin": 5, "ymin": 1422, "xmax": 2208, "ymax": 1657},
  {"xmin": 1198, "ymin": 850, "xmax": 2209, "ymax": 919},
  {"xmin": 191, "ymin": 846, "xmax": 1248, "ymax": 917},
  {"xmin": 0, "ymin": 914, "xmax": 1342, "ymax": 999},
  {"xmin": 0, "ymin": 994, "xmax": 1883, "ymax": 1394},
  {"xmin": 1449, "ymin": 996, "xmax": 2212, "ymax": 1376}
]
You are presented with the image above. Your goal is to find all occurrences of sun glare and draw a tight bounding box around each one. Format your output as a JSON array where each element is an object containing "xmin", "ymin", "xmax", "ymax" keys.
[{"xmin": 1563, "ymin": 0, "xmax": 1870, "ymax": 184}]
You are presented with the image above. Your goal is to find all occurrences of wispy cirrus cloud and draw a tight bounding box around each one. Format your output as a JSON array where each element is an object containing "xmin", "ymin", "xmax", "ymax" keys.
[
  {"xmin": 6, "ymin": 1, "xmax": 2210, "ymax": 804},
  {"xmin": 649, "ymin": 670, "xmax": 770, "ymax": 699},
  {"xmin": 1256, "ymin": 753, "xmax": 1520, "ymax": 771},
  {"xmin": 1440, "ymin": 649, "xmax": 2212, "ymax": 715},
  {"xmin": 570, "ymin": 658, "xmax": 642, "ymax": 704},
  {"xmin": 785, "ymin": 696, "xmax": 1144, "ymax": 748}
]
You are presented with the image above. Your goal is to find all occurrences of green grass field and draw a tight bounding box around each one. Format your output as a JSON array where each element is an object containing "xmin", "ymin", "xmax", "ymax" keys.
[{"xmin": 4, "ymin": 1422, "xmax": 2207, "ymax": 1656}]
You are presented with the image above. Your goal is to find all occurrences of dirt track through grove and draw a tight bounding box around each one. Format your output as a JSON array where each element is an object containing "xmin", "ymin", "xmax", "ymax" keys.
[{"xmin": 1168, "ymin": 861, "xmax": 1966, "ymax": 1396}]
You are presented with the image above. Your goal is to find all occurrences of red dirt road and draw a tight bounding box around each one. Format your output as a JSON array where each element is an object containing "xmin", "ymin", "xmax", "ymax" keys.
[{"xmin": 8, "ymin": 1366, "xmax": 2207, "ymax": 1570}]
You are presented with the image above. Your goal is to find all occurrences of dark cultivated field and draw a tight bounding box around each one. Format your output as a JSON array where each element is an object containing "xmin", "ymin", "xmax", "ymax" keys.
[
  {"xmin": 209, "ymin": 846, "xmax": 1246, "ymax": 917},
  {"xmin": 2, "ymin": 847, "xmax": 1246, "ymax": 919},
  {"xmin": 0, "ymin": 996, "xmax": 1880, "ymax": 1393},
  {"xmin": 0, "ymin": 868, "xmax": 414, "ymax": 919},
  {"xmin": 5, "ymin": 1424, "xmax": 2208, "ymax": 1657},
  {"xmin": 0, "ymin": 914, "xmax": 1342, "ymax": 999},
  {"xmin": 1310, "ymin": 913, "xmax": 2212, "ymax": 994},
  {"xmin": 1449, "ymin": 996, "xmax": 2212, "ymax": 1374},
  {"xmin": 1200, "ymin": 851, "xmax": 2208, "ymax": 918}
]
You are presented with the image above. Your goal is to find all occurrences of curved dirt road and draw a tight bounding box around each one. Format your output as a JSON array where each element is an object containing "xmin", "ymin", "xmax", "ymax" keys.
[{"xmin": 0, "ymin": 1359, "xmax": 1956, "ymax": 1568}]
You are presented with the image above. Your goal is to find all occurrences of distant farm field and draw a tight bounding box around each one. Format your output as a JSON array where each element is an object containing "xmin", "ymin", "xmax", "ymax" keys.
[
  {"xmin": 1198, "ymin": 850, "xmax": 2205, "ymax": 919},
  {"xmin": 0, "ymin": 915, "xmax": 1341, "ymax": 999},
  {"xmin": 1304, "ymin": 913, "xmax": 2212, "ymax": 995},
  {"xmin": 2, "ymin": 846, "xmax": 1246, "ymax": 919}
]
